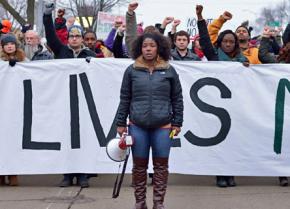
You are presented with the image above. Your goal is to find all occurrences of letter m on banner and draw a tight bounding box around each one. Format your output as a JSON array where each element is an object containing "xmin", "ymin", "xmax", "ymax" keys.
[{"xmin": 274, "ymin": 78, "xmax": 290, "ymax": 154}]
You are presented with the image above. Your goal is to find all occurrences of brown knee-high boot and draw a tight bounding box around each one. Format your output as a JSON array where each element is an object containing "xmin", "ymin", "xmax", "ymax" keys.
[
  {"xmin": 152, "ymin": 158, "xmax": 169, "ymax": 209},
  {"xmin": 132, "ymin": 157, "xmax": 149, "ymax": 209},
  {"xmin": 8, "ymin": 175, "xmax": 18, "ymax": 186}
]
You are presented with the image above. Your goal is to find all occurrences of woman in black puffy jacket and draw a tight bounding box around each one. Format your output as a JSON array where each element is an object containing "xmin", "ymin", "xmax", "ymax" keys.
[{"xmin": 116, "ymin": 32, "xmax": 183, "ymax": 209}]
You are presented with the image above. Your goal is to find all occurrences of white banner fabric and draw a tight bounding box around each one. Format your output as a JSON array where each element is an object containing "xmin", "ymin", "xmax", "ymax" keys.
[{"xmin": 0, "ymin": 58, "xmax": 290, "ymax": 176}]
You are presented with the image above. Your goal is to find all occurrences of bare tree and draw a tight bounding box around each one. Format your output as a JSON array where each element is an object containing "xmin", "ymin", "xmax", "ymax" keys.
[
  {"xmin": 57, "ymin": 0, "xmax": 128, "ymax": 31},
  {"xmin": 0, "ymin": 0, "xmax": 35, "ymax": 26},
  {"xmin": 0, "ymin": 0, "xmax": 26, "ymax": 29}
]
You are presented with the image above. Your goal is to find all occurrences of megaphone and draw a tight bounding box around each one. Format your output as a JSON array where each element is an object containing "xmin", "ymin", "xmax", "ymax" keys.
[
  {"xmin": 106, "ymin": 134, "xmax": 133, "ymax": 162},
  {"xmin": 107, "ymin": 133, "xmax": 133, "ymax": 198}
]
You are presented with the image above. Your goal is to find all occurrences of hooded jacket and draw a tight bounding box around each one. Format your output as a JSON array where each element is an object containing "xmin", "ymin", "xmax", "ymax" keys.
[{"xmin": 116, "ymin": 56, "xmax": 183, "ymax": 128}]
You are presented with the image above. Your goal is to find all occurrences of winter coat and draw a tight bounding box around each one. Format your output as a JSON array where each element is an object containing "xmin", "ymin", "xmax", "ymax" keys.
[
  {"xmin": 94, "ymin": 47, "xmax": 105, "ymax": 58},
  {"xmin": 198, "ymin": 19, "xmax": 248, "ymax": 63},
  {"xmin": 55, "ymin": 17, "xmax": 68, "ymax": 45},
  {"xmin": 0, "ymin": 48, "xmax": 26, "ymax": 62},
  {"xmin": 43, "ymin": 14, "xmax": 96, "ymax": 59},
  {"xmin": 258, "ymin": 37, "xmax": 279, "ymax": 63},
  {"xmin": 104, "ymin": 28, "xmax": 117, "ymax": 52},
  {"xmin": 171, "ymin": 48, "xmax": 201, "ymax": 61},
  {"xmin": 125, "ymin": 11, "xmax": 137, "ymax": 57},
  {"xmin": 207, "ymin": 15, "xmax": 260, "ymax": 64},
  {"xmin": 116, "ymin": 56, "xmax": 183, "ymax": 128},
  {"xmin": 112, "ymin": 32, "xmax": 129, "ymax": 58},
  {"xmin": 31, "ymin": 44, "xmax": 54, "ymax": 61},
  {"xmin": 55, "ymin": 28, "xmax": 68, "ymax": 45}
]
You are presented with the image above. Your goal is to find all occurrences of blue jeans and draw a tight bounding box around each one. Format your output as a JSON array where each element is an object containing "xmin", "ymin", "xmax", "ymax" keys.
[{"xmin": 129, "ymin": 124, "xmax": 172, "ymax": 159}]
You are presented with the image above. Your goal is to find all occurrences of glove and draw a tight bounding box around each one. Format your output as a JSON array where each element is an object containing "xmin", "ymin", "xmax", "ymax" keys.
[
  {"xmin": 9, "ymin": 59, "xmax": 17, "ymax": 67},
  {"xmin": 85, "ymin": 57, "xmax": 91, "ymax": 63},
  {"xmin": 44, "ymin": 3, "xmax": 55, "ymax": 15},
  {"xmin": 0, "ymin": 22, "xmax": 3, "ymax": 30},
  {"xmin": 57, "ymin": 9, "xmax": 65, "ymax": 18},
  {"xmin": 21, "ymin": 23, "xmax": 32, "ymax": 33}
]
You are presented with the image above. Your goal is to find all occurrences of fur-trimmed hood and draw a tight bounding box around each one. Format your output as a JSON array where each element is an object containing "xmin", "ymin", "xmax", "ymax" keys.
[
  {"xmin": 133, "ymin": 56, "xmax": 170, "ymax": 70},
  {"xmin": 0, "ymin": 48, "xmax": 26, "ymax": 62}
]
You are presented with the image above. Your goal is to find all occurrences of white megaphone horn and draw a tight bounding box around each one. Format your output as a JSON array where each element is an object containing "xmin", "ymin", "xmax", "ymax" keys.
[{"xmin": 106, "ymin": 133, "xmax": 133, "ymax": 162}]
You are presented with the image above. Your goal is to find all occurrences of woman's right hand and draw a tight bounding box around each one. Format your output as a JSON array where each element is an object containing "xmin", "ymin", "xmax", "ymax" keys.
[
  {"xmin": 222, "ymin": 11, "xmax": 232, "ymax": 21},
  {"xmin": 117, "ymin": 126, "xmax": 127, "ymax": 137},
  {"xmin": 128, "ymin": 1, "xmax": 138, "ymax": 15}
]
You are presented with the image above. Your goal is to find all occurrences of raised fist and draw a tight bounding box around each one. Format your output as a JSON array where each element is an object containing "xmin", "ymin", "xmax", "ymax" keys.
[
  {"xmin": 222, "ymin": 11, "xmax": 232, "ymax": 20},
  {"xmin": 118, "ymin": 24, "xmax": 126, "ymax": 33},
  {"xmin": 57, "ymin": 9, "xmax": 65, "ymax": 18},
  {"xmin": 172, "ymin": 19, "xmax": 181, "ymax": 27},
  {"xmin": 114, "ymin": 18, "xmax": 123, "ymax": 29},
  {"xmin": 196, "ymin": 5, "xmax": 203, "ymax": 16},
  {"xmin": 128, "ymin": 1, "xmax": 138, "ymax": 14},
  {"xmin": 44, "ymin": 3, "xmax": 55, "ymax": 15},
  {"xmin": 163, "ymin": 17, "xmax": 174, "ymax": 26},
  {"xmin": 262, "ymin": 26, "xmax": 271, "ymax": 38}
]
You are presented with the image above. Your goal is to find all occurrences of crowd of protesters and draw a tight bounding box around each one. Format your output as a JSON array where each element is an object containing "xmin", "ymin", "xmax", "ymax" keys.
[{"xmin": 0, "ymin": 1, "xmax": 290, "ymax": 207}]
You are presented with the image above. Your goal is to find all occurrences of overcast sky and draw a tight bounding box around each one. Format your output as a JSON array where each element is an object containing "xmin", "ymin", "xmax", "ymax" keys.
[{"xmin": 115, "ymin": 0, "xmax": 284, "ymax": 36}]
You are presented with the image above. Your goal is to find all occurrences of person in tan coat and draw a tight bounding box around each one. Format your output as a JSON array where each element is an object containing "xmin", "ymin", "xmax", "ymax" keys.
[{"xmin": 0, "ymin": 33, "xmax": 27, "ymax": 186}]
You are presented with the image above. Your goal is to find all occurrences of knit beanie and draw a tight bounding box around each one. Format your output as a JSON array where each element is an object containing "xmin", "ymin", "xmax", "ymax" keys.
[
  {"xmin": 1, "ymin": 33, "xmax": 17, "ymax": 46},
  {"xmin": 67, "ymin": 25, "xmax": 84, "ymax": 39},
  {"xmin": 235, "ymin": 25, "xmax": 252, "ymax": 38}
]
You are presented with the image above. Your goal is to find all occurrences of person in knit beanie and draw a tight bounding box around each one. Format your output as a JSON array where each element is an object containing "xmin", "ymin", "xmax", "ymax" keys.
[
  {"xmin": 0, "ymin": 33, "xmax": 26, "ymax": 186},
  {"xmin": 43, "ymin": 3, "xmax": 97, "ymax": 188},
  {"xmin": 1, "ymin": 33, "xmax": 27, "ymax": 64},
  {"xmin": 55, "ymin": 8, "xmax": 68, "ymax": 45}
]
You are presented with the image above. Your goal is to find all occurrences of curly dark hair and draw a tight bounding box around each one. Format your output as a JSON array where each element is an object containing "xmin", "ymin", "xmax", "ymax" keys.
[
  {"xmin": 216, "ymin": 30, "xmax": 241, "ymax": 56},
  {"xmin": 278, "ymin": 42, "xmax": 290, "ymax": 63},
  {"xmin": 131, "ymin": 33, "xmax": 171, "ymax": 61},
  {"xmin": 174, "ymin": 30, "xmax": 190, "ymax": 43}
]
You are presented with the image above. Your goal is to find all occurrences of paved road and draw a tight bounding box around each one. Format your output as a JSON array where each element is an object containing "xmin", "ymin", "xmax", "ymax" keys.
[{"xmin": 0, "ymin": 175, "xmax": 290, "ymax": 209}]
